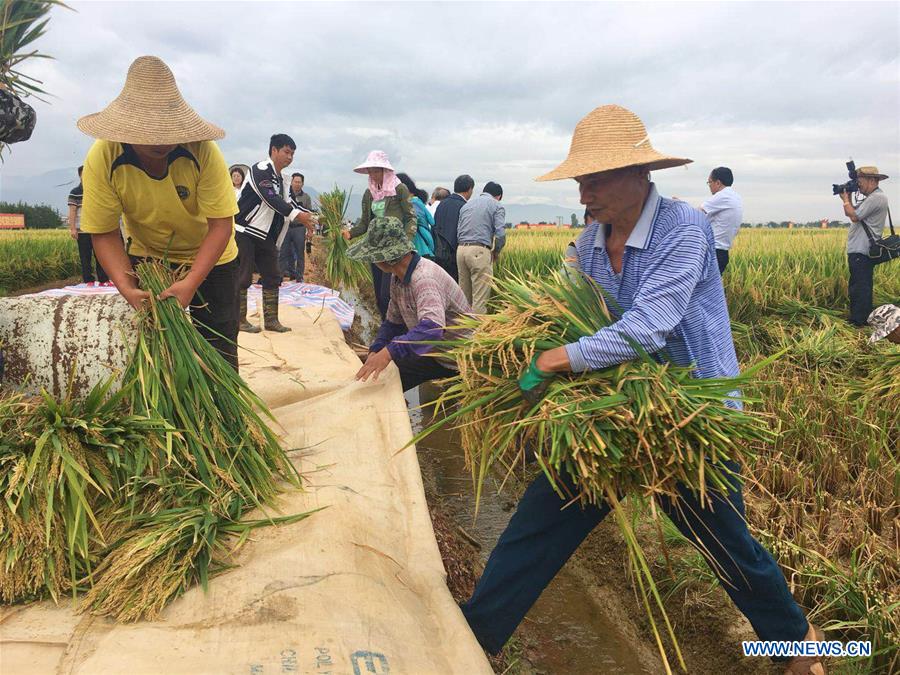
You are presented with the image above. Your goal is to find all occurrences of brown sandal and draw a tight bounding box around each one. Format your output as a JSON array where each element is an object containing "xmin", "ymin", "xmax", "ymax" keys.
[{"xmin": 783, "ymin": 625, "xmax": 828, "ymax": 675}]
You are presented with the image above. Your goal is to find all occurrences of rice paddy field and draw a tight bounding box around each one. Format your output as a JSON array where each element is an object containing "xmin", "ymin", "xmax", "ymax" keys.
[
  {"xmin": 498, "ymin": 227, "xmax": 899, "ymax": 672},
  {"xmin": 0, "ymin": 230, "xmax": 80, "ymax": 295}
]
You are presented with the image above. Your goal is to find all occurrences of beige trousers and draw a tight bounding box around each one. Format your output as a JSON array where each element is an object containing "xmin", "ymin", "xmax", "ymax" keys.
[{"xmin": 456, "ymin": 244, "xmax": 493, "ymax": 314}]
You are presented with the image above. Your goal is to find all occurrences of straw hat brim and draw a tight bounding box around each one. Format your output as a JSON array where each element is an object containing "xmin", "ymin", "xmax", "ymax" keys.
[
  {"xmin": 536, "ymin": 151, "xmax": 692, "ymax": 182},
  {"xmin": 859, "ymin": 173, "xmax": 889, "ymax": 180},
  {"xmin": 77, "ymin": 101, "xmax": 224, "ymax": 145}
]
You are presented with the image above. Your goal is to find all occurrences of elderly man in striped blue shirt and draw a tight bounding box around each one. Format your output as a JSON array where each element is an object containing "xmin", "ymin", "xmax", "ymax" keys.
[{"xmin": 461, "ymin": 105, "xmax": 826, "ymax": 675}]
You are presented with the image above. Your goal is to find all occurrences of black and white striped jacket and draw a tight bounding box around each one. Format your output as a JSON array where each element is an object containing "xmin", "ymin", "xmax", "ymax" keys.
[{"xmin": 234, "ymin": 158, "xmax": 313, "ymax": 246}]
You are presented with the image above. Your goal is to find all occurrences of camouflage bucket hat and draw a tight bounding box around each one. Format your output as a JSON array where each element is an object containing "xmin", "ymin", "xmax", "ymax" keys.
[
  {"xmin": 867, "ymin": 304, "xmax": 900, "ymax": 343},
  {"xmin": 347, "ymin": 216, "xmax": 413, "ymax": 263}
]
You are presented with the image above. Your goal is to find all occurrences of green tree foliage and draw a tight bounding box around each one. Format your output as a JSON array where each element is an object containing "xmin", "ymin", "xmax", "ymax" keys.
[{"xmin": 0, "ymin": 200, "xmax": 64, "ymax": 228}]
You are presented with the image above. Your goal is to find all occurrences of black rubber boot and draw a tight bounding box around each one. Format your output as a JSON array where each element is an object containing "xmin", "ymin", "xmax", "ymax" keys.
[
  {"xmin": 238, "ymin": 289, "xmax": 261, "ymax": 333},
  {"xmin": 263, "ymin": 288, "xmax": 291, "ymax": 332}
]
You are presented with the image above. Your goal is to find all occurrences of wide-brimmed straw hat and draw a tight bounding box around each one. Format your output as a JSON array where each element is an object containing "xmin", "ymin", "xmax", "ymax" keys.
[
  {"xmin": 354, "ymin": 150, "xmax": 395, "ymax": 174},
  {"xmin": 347, "ymin": 216, "xmax": 413, "ymax": 263},
  {"xmin": 228, "ymin": 163, "xmax": 250, "ymax": 178},
  {"xmin": 77, "ymin": 56, "xmax": 224, "ymax": 145},
  {"xmin": 857, "ymin": 166, "xmax": 889, "ymax": 181},
  {"xmin": 867, "ymin": 304, "xmax": 900, "ymax": 343},
  {"xmin": 536, "ymin": 104, "xmax": 691, "ymax": 182}
]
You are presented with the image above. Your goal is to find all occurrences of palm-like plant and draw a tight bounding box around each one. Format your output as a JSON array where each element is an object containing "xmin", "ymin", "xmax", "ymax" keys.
[
  {"xmin": 0, "ymin": 0, "xmax": 67, "ymax": 96},
  {"xmin": 0, "ymin": 0, "xmax": 68, "ymax": 154}
]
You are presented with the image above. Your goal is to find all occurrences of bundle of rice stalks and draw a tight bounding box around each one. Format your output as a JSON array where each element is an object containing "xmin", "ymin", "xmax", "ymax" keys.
[
  {"xmin": 82, "ymin": 486, "xmax": 314, "ymax": 621},
  {"xmin": 318, "ymin": 186, "xmax": 369, "ymax": 290},
  {"xmin": 125, "ymin": 260, "xmax": 299, "ymax": 508},
  {"xmin": 413, "ymin": 270, "xmax": 775, "ymax": 673},
  {"xmin": 0, "ymin": 380, "xmax": 168, "ymax": 603}
]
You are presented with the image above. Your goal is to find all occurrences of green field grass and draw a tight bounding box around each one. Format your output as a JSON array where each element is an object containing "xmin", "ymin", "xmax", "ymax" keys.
[{"xmin": 0, "ymin": 230, "xmax": 80, "ymax": 295}]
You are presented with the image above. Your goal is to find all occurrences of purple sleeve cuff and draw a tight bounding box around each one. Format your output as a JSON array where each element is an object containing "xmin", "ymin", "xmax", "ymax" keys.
[
  {"xmin": 385, "ymin": 319, "xmax": 443, "ymax": 361},
  {"xmin": 370, "ymin": 320, "xmax": 406, "ymax": 353}
]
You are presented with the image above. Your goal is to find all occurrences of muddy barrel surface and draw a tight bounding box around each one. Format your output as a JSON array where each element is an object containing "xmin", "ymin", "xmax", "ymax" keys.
[{"xmin": 0, "ymin": 295, "xmax": 134, "ymax": 398}]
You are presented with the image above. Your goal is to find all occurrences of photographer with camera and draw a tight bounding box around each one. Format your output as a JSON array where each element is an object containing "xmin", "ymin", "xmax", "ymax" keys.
[{"xmin": 837, "ymin": 165, "xmax": 890, "ymax": 326}]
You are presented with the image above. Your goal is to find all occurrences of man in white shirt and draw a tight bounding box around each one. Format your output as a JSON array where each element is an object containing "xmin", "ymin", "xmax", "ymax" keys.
[
  {"xmin": 427, "ymin": 186, "xmax": 450, "ymax": 217},
  {"xmin": 701, "ymin": 167, "xmax": 743, "ymax": 274}
]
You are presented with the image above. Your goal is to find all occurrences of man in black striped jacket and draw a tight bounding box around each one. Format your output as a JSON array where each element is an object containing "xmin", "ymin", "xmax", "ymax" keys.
[{"xmin": 235, "ymin": 133, "xmax": 316, "ymax": 333}]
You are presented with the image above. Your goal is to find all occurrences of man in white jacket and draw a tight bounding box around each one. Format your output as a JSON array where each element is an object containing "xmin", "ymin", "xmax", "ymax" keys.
[{"xmin": 235, "ymin": 133, "xmax": 317, "ymax": 333}]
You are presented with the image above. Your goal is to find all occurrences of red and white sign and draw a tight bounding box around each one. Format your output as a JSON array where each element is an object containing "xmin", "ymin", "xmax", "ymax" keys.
[{"xmin": 0, "ymin": 213, "xmax": 25, "ymax": 229}]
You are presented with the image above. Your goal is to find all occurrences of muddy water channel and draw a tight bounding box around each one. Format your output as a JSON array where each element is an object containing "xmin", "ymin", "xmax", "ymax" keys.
[{"xmin": 406, "ymin": 387, "xmax": 653, "ymax": 675}]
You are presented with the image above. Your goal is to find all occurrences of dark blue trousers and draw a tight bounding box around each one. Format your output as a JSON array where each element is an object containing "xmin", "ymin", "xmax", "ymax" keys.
[
  {"xmin": 848, "ymin": 253, "xmax": 875, "ymax": 326},
  {"xmin": 461, "ymin": 466, "xmax": 809, "ymax": 655},
  {"xmin": 278, "ymin": 227, "xmax": 306, "ymax": 281}
]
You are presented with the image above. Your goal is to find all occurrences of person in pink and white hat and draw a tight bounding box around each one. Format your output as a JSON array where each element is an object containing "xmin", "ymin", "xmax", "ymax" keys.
[{"xmin": 345, "ymin": 150, "xmax": 417, "ymax": 318}]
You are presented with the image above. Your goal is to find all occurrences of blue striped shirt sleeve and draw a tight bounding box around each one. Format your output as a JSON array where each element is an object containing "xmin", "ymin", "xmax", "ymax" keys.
[{"xmin": 565, "ymin": 223, "xmax": 709, "ymax": 372}]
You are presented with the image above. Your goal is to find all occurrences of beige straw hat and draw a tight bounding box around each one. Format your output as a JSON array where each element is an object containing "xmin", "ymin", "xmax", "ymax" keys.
[
  {"xmin": 857, "ymin": 166, "xmax": 889, "ymax": 180},
  {"xmin": 77, "ymin": 56, "xmax": 224, "ymax": 145},
  {"xmin": 536, "ymin": 104, "xmax": 691, "ymax": 182}
]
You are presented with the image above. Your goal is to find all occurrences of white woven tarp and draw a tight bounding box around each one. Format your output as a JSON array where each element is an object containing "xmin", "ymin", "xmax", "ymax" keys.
[
  {"xmin": 0, "ymin": 304, "xmax": 491, "ymax": 675},
  {"xmin": 25, "ymin": 281, "xmax": 356, "ymax": 330}
]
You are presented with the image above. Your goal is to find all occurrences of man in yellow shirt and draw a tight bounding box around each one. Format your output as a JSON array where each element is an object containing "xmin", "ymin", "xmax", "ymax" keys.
[{"xmin": 77, "ymin": 56, "xmax": 241, "ymax": 370}]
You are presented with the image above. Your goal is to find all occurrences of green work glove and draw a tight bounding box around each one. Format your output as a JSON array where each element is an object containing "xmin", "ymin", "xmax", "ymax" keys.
[{"xmin": 518, "ymin": 355, "xmax": 554, "ymax": 406}]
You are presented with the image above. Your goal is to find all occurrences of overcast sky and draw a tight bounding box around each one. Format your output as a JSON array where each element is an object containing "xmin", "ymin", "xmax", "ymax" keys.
[{"xmin": 2, "ymin": 1, "xmax": 899, "ymax": 222}]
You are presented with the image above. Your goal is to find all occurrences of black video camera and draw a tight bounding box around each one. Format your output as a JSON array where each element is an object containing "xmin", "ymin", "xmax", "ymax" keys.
[{"xmin": 832, "ymin": 160, "xmax": 858, "ymax": 196}]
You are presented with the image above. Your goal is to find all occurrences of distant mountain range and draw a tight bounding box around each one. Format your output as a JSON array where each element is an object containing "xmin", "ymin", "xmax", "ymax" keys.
[{"xmin": 0, "ymin": 168, "xmax": 581, "ymax": 227}]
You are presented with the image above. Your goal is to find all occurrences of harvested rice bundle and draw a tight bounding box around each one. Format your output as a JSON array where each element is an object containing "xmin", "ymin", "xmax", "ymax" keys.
[
  {"xmin": 2, "ymin": 261, "xmax": 314, "ymax": 621},
  {"xmin": 0, "ymin": 505, "xmax": 67, "ymax": 603},
  {"xmin": 124, "ymin": 260, "xmax": 300, "ymax": 508},
  {"xmin": 419, "ymin": 270, "xmax": 771, "ymax": 509},
  {"xmin": 0, "ymin": 382, "xmax": 167, "ymax": 603},
  {"xmin": 82, "ymin": 487, "xmax": 315, "ymax": 621},
  {"xmin": 414, "ymin": 270, "xmax": 774, "ymax": 673},
  {"xmin": 66, "ymin": 260, "xmax": 313, "ymax": 620},
  {"xmin": 319, "ymin": 186, "xmax": 368, "ymax": 290}
]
